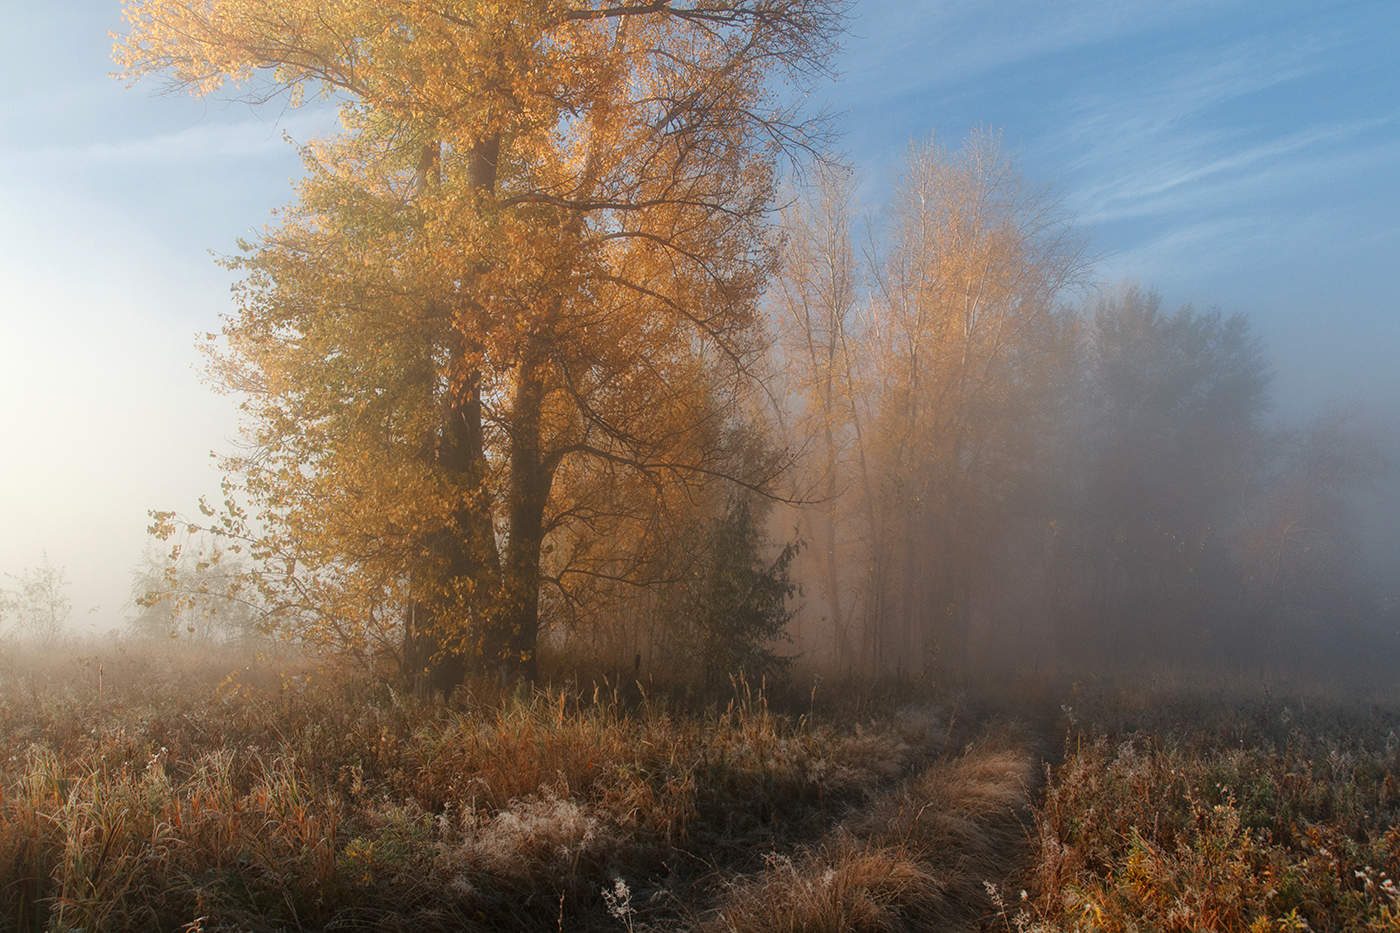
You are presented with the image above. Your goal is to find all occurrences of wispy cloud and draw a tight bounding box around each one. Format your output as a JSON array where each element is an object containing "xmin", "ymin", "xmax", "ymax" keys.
[
  {"xmin": 1071, "ymin": 118, "xmax": 1397, "ymax": 226},
  {"xmin": 833, "ymin": 0, "xmax": 1222, "ymax": 107},
  {"xmin": 1018, "ymin": 13, "xmax": 1400, "ymax": 272},
  {"xmin": 1095, "ymin": 216, "xmax": 1276, "ymax": 285},
  {"xmin": 1053, "ymin": 46, "xmax": 1321, "ymax": 162},
  {"xmin": 4, "ymin": 106, "xmax": 340, "ymax": 166}
]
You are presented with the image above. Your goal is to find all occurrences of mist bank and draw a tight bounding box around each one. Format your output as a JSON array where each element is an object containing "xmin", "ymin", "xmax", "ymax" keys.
[
  {"xmin": 5, "ymin": 132, "xmax": 1397, "ymax": 692},
  {"xmin": 761, "ymin": 135, "xmax": 1400, "ymax": 685}
]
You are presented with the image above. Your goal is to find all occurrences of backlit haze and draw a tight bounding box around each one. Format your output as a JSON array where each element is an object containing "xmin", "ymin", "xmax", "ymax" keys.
[{"xmin": 2, "ymin": 0, "xmax": 1396, "ymax": 625}]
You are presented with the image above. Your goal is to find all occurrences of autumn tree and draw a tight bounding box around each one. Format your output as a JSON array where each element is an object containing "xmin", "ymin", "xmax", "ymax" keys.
[
  {"xmin": 1042, "ymin": 287, "xmax": 1271, "ymax": 669},
  {"xmin": 769, "ymin": 163, "xmax": 869, "ymax": 670},
  {"xmin": 0, "ymin": 554, "xmax": 71, "ymax": 641},
  {"xmin": 863, "ymin": 131, "xmax": 1082, "ymax": 676},
  {"xmin": 130, "ymin": 538, "xmax": 262, "ymax": 643},
  {"xmin": 768, "ymin": 132, "xmax": 1082, "ymax": 677},
  {"xmin": 118, "ymin": 0, "xmax": 841, "ymax": 687}
]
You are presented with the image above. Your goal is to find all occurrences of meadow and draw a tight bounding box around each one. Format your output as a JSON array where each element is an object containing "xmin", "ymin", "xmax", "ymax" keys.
[
  {"xmin": 1016, "ymin": 686, "xmax": 1400, "ymax": 933},
  {"xmin": 3, "ymin": 639, "xmax": 1398, "ymax": 932},
  {"xmin": 6, "ymin": 4, "xmax": 1397, "ymax": 932}
]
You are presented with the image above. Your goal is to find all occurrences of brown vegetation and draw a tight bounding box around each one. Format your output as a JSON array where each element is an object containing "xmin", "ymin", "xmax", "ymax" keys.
[
  {"xmin": 710, "ymin": 743, "xmax": 1034, "ymax": 932},
  {"xmin": 0, "ymin": 639, "xmax": 951, "ymax": 932},
  {"xmin": 1011, "ymin": 688, "xmax": 1400, "ymax": 933},
  {"xmin": 9, "ymin": 640, "xmax": 1400, "ymax": 932}
]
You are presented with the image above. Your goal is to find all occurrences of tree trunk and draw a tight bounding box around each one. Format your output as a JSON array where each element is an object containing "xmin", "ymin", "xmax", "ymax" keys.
[
  {"xmin": 819, "ymin": 412, "xmax": 854, "ymax": 672},
  {"xmin": 501, "ymin": 358, "xmax": 551, "ymax": 682},
  {"xmin": 408, "ymin": 137, "xmax": 504, "ymax": 695}
]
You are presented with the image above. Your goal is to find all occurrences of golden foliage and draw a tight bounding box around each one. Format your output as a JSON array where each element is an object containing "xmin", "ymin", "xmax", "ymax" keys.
[{"xmin": 116, "ymin": 1, "xmax": 841, "ymax": 677}]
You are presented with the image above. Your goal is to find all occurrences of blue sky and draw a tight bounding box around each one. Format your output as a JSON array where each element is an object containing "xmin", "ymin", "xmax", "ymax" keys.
[{"xmin": 1, "ymin": 0, "xmax": 1397, "ymax": 621}]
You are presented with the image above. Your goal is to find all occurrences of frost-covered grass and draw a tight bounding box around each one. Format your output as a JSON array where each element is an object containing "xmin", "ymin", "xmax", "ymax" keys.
[
  {"xmin": 17, "ymin": 638, "xmax": 1389, "ymax": 932},
  {"xmin": 708, "ymin": 742, "xmax": 1035, "ymax": 932},
  {"xmin": 0, "ymin": 637, "xmax": 945, "ymax": 932},
  {"xmin": 1011, "ymin": 688, "xmax": 1400, "ymax": 933}
]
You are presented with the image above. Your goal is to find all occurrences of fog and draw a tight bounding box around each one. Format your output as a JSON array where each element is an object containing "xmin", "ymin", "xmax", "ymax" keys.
[
  {"xmin": 744, "ymin": 125, "xmax": 1400, "ymax": 683},
  {"xmin": 1, "ymin": 2, "xmax": 1397, "ymax": 685},
  {"xmin": 0, "ymin": 189, "xmax": 235, "ymax": 629},
  {"xmin": 7, "ymin": 7, "xmax": 1400, "ymax": 933}
]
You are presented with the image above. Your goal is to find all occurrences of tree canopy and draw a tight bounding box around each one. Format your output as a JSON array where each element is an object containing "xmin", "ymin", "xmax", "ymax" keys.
[{"xmin": 119, "ymin": 0, "xmax": 842, "ymax": 686}]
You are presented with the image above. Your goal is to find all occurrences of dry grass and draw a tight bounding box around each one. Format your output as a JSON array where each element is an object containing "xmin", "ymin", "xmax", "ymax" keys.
[
  {"xmin": 712, "ymin": 840, "xmax": 946, "ymax": 933},
  {"xmin": 45, "ymin": 638, "xmax": 1399, "ymax": 931},
  {"xmin": 707, "ymin": 742, "xmax": 1034, "ymax": 932},
  {"xmin": 0, "ymin": 636, "xmax": 950, "ymax": 932},
  {"xmin": 1012, "ymin": 690, "xmax": 1400, "ymax": 933}
]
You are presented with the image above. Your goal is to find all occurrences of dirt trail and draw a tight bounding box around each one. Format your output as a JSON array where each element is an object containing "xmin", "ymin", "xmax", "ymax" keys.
[{"xmin": 693, "ymin": 723, "xmax": 1047, "ymax": 933}]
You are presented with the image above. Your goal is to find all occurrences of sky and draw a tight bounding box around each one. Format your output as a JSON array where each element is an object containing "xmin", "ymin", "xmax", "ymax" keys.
[{"xmin": 1, "ymin": 0, "xmax": 1397, "ymax": 626}]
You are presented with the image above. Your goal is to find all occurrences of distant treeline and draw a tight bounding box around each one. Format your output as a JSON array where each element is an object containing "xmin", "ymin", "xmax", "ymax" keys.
[{"xmin": 756, "ymin": 136, "xmax": 1397, "ymax": 684}]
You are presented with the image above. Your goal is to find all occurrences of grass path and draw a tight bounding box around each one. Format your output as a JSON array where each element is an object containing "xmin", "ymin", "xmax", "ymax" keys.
[{"xmin": 695, "ymin": 727, "xmax": 1042, "ymax": 932}]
